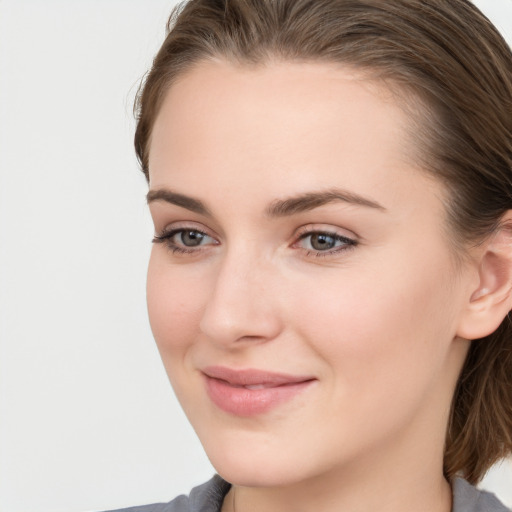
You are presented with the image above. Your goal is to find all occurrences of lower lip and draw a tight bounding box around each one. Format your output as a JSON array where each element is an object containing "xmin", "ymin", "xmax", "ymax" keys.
[{"xmin": 204, "ymin": 376, "xmax": 314, "ymax": 416}]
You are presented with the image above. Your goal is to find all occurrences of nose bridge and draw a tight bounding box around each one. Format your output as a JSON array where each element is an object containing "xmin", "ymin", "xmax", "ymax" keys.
[{"xmin": 199, "ymin": 241, "xmax": 282, "ymax": 345}]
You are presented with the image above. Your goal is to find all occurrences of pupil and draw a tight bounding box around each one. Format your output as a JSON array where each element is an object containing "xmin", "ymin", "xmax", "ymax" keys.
[
  {"xmin": 311, "ymin": 233, "xmax": 335, "ymax": 251},
  {"xmin": 181, "ymin": 231, "xmax": 204, "ymax": 246}
]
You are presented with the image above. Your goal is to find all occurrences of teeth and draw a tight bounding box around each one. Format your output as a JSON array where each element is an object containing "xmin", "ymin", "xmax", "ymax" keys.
[{"xmin": 244, "ymin": 384, "xmax": 266, "ymax": 390}]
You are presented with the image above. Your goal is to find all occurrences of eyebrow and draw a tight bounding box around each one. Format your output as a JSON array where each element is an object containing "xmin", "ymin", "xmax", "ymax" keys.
[
  {"xmin": 266, "ymin": 188, "xmax": 386, "ymax": 217},
  {"xmin": 146, "ymin": 189, "xmax": 212, "ymax": 216},
  {"xmin": 146, "ymin": 187, "xmax": 386, "ymax": 217}
]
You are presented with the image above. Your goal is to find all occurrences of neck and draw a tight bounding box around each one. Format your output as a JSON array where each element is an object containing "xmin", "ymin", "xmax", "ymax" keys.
[{"xmin": 227, "ymin": 458, "xmax": 452, "ymax": 512}]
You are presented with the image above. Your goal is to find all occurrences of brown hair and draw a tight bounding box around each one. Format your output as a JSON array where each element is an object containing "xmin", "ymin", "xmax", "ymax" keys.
[{"xmin": 134, "ymin": 0, "xmax": 512, "ymax": 484}]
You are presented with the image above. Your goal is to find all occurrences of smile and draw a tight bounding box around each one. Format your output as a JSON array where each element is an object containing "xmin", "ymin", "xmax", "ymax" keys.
[{"xmin": 202, "ymin": 366, "xmax": 316, "ymax": 416}]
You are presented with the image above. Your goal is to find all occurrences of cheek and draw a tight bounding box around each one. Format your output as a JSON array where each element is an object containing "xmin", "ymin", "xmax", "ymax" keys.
[
  {"xmin": 146, "ymin": 250, "xmax": 205, "ymax": 356},
  {"xmin": 291, "ymin": 248, "xmax": 459, "ymax": 397},
  {"xmin": 280, "ymin": 254, "xmax": 460, "ymax": 458}
]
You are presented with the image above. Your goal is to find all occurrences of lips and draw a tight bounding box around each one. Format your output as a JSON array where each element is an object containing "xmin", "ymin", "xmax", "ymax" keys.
[{"xmin": 202, "ymin": 366, "xmax": 315, "ymax": 416}]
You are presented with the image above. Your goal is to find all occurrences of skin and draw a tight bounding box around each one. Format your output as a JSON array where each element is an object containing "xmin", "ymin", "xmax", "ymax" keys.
[{"xmin": 146, "ymin": 59, "xmax": 480, "ymax": 512}]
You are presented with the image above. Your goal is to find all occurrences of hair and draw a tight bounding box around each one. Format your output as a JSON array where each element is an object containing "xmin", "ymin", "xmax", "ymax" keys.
[{"xmin": 134, "ymin": 0, "xmax": 512, "ymax": 484}]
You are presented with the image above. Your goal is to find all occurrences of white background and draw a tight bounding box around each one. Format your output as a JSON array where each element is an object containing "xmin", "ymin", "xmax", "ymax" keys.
[{"xmin": 1, "ymin": 1, "xmax": 511, "ymax": 511}]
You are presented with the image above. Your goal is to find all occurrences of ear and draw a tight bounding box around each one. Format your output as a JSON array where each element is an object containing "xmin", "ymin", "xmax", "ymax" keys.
[{"xmin": 457, "ymin": 213, "xmax": 512, "ymax": 340}]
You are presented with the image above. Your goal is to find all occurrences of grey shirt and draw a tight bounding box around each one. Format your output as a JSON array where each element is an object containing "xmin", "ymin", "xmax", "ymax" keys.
[{"xmin": 106, "ymin": 474, "xmax": 510, "ymax": 512}]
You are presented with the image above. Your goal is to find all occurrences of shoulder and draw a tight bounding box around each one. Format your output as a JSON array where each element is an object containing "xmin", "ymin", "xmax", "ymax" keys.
[
  {"xmin": 102, "ymin": 475, "xmax": 231, "ymax": 512},
  {"xmin": 452, "ymin": 477, "xmax": 510, "ymax": 512}
]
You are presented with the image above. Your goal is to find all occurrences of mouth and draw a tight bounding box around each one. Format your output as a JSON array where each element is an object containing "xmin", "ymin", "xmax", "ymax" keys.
[{"xmin": 202, "ymin": 366, "xmax": 316, "ymax": 416}]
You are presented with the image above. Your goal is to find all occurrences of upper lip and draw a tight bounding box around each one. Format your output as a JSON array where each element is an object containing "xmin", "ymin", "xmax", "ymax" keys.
[{"xmin": 202, "ymin": 365, "xmax": 315, "ymax": 387}]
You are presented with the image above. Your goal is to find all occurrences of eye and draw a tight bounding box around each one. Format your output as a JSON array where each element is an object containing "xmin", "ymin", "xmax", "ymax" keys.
[
  {"xmin": 153, "ymin": 227, "xmax": 217, "ymax": 253},
  {"xmin": 174, "ymin": 230, "xmax": 208, "ymax": 247},
  {"xmin": 295, "ymin": 230, "xmax": 357, "ymax": 256}
]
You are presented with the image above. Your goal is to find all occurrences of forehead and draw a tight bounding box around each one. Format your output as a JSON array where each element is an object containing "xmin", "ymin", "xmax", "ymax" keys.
[
  {"xmin": 151, "ymin": 60, "xmax": 411, "ymax": 155},
  {"xmin": 148, "ymin": 59, "xmax": 438, "ymax": 213}
]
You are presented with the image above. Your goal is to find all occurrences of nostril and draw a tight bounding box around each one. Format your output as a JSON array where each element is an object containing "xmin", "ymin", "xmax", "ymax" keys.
[
  {"xmin": 199, "ymin": 301, "xmax": 282, "ymax": 347},
  {"xmin": 198, "ymin": 258, "xmax": 283, "ymax": 345}
]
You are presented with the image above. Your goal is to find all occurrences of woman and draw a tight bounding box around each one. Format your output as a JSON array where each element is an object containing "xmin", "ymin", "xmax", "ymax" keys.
[{"xmin": 113, "ymin": 0, "xmax": 512, "ymax": 510}]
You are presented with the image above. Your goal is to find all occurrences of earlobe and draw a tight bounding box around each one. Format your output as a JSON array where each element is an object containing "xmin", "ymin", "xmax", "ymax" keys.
[{"xmin": 457, "ymin": 213, "xmax": 512, "ymax": 340}]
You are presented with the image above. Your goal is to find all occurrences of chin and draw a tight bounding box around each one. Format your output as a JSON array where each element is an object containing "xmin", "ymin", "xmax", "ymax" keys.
[
  {"xmin": 212, "ymin": 457, "xmax": 303, "ymax": 488},
  {"xmin": 199, "ymin": 433, "xmax": 323, "ymax": 488}
]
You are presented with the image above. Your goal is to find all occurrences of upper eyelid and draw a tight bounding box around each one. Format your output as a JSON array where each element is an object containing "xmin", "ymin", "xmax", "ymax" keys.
[
  {"xmin": 297, "ymin": 228, "xmax": 354, "ymax": 239},
  {"xmin": 294, "ymin": 231, "xmax": 357, "ymax": 247},
  {"xmin": 156, "ymin": 228, "xmax": 210, "ymax": 240},
  {"xmin": 294, "ymin": 224, "xmax": 359, "ymax": 241},
  {"xmin": 156, "ymin": 221, "xmax": 217, "ymax": 237},
  {"xmin": 158, "ymin": 227, "xmax": 217, "ymax": 244}
]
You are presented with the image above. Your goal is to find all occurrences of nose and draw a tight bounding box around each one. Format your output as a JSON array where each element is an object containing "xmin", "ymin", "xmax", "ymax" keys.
[{"xmin": 199, "ymin": 247, "xmax": 283, "ymax": 347}]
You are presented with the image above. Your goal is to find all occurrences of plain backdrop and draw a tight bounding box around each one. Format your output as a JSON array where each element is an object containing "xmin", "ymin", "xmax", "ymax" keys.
[{"xmin": 1, "ymin": 1, "xmax": 512, "ymax": 511}]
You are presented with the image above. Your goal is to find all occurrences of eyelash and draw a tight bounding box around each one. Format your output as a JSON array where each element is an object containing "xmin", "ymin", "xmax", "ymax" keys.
[
  {"xmin": 152, "ymin": 228, "xmax": 214, "ymax": 255},
  {"xmin": 295, "ymin": 229, "xmax": 357, "ymax": 257},
  {"xmin": 152, "ymin": 227, "xmax": 358, "ymax": 258}
]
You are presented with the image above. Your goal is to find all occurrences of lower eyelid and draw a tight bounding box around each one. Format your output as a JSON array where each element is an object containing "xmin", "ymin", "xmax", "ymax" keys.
[{"xmin": 308, "ymin": 243, "xmax": 356, "ymax": 256}]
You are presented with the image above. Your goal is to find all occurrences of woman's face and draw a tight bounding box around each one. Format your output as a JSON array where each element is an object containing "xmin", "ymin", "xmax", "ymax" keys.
[{"xmin": 146, "ymin": 60, "xmax": 473, "ymax": 487}]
